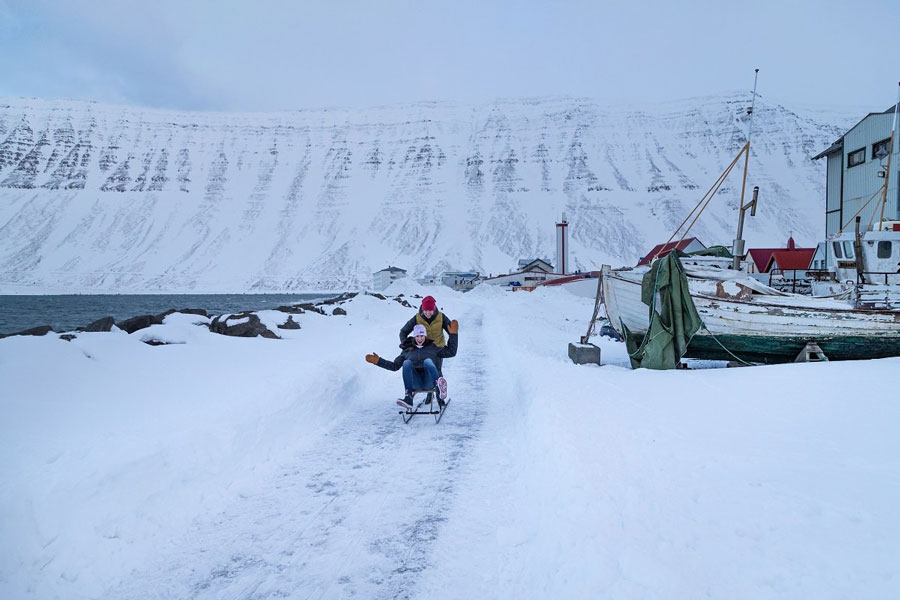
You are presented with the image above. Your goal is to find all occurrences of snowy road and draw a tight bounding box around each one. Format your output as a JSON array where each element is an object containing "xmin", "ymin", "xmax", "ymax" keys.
[{"xmin": 107, "ymin": 308, "xmax": 490, "ymax": 600}]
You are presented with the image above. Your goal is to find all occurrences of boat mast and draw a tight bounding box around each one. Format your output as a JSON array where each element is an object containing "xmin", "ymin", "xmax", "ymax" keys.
[
  {"xmin": 733, "ymin": 69, "xmax": 760, "ymax": 270},
  {"xmin": 878, "ymin": 82, "xmax": 900, "ymax": 230}
]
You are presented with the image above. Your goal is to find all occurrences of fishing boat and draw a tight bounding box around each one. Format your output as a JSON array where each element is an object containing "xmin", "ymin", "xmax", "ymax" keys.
[
  {"xmin": 599, "ymin": 75, "xmax": 900, "ymax": 365},
  {"xmin": 601, "ymin": 262, "xmax": 900, "ymax": 363}
]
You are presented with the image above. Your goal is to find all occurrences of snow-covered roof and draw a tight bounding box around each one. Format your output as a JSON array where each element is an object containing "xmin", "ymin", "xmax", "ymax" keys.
[{"xmin": 374, "ymin": 266, "xmax": 407, "ymax": 274}]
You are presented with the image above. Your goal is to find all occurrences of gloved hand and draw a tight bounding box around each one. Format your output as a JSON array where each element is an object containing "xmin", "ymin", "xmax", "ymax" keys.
[
  {"xmin": 448, "ymin": 320, "xmax": 459, "ymax": 334},
  {"xmin": 365, "ymin": 353, "xmax": 379, "ymax": 364}
]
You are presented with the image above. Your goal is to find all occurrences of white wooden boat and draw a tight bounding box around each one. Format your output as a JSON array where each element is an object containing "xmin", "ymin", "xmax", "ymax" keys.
[{"xmin": 602, "ymin": 264, "xmax": 900, "ymax": 363}]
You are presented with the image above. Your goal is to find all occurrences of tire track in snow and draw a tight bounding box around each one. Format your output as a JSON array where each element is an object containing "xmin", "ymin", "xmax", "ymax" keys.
[{"xmin": 104, "ymin": 307, "xmax": 487, "ymax": 600}]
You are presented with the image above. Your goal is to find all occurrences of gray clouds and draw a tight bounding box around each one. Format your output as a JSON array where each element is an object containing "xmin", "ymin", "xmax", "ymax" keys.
[{"xmin": 1, "ymin": 0, "xmax": 898, "ymax": 111}]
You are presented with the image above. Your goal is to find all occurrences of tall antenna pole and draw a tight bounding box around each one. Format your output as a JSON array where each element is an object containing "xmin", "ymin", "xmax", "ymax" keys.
[
  {"xmin": 733, "ymin": 68, "xmax": 760, "ymax": 269},
  {"xmin": 878, "ymin": 82, "xmax": 900, "ymax": 230}
]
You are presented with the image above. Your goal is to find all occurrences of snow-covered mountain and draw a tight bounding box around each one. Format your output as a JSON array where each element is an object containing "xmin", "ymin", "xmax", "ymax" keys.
[{"xmin": 0, "ymin": 94, "xmax": 856, "ymax": 292}]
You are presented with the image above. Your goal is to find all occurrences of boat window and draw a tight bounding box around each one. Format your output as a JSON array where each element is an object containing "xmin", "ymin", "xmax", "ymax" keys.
[
  {"xmin": 877, "ymin": 241, "xmax": 893, "ymax": 259},
  {"xmin": 833, "ymin": 241, "xmax": 843, "ymax": 259},
  {"xmin": 843, "ymin": 241, "xmax": 854, "ymax": 258}
]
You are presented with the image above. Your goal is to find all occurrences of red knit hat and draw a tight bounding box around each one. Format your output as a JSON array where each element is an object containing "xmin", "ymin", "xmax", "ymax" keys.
[{"xmin": 421, "ymin": 296, "xmax": 436, "ymax": 311}]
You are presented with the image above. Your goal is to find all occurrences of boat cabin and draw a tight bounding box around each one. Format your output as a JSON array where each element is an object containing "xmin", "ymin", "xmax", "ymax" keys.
[{"xmin": 816, "ymin": 227, "xmax": 900, "ymax": 285}]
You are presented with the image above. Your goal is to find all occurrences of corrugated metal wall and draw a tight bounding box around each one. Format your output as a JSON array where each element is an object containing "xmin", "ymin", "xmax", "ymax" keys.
[
  {"xmin": 841, "ymin": 113, "xmax": 898, "ymax": 232},
  {"xmin": 825, "ymin": 152, "xmax": 842, "ymax": 236}
]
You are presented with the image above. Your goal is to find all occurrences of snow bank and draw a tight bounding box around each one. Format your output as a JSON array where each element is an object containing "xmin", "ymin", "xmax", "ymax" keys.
[{"xmin": 1, "ymin": 289, "xmax": 898, "ymax": 599}]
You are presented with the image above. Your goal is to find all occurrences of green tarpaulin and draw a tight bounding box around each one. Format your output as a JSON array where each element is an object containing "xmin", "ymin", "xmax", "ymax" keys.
[
  {"xmin": 684, "ymin": 245, "xmax": 733, "ymax": 258},
  {"xmin": 624, "ymin": 252, "xmax": 702, "ymax": 369}
]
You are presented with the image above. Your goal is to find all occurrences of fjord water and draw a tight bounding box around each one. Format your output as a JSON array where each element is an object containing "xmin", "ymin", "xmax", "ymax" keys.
[{"xmin": 0, "ymin": 294, "xmax": 336, "ymax": 335}]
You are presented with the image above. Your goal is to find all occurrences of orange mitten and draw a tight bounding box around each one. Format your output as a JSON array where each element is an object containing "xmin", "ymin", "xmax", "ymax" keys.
[
  {"xmin": 365, "ymin": 353, "xmax": 379, "ymax": 364},
  {"xmin": 448, "ymin": 320, "xmax": 459, "ymax": 334}
]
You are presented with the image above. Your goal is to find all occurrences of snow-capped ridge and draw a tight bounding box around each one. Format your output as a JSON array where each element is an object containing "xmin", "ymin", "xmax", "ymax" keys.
[{"xmin": 0, "ymin": 93, "xmax": 858, "ymax": 292}]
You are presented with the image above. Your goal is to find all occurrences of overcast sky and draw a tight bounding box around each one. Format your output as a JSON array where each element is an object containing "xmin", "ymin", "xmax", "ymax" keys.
[{"xmin": 1, "ymin": 0, "xmax": 898, "ymax": 113}]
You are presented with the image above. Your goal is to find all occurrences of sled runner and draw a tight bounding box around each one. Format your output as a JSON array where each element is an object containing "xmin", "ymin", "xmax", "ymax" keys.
[{"xmin": 399, "ymin": 389, "xmax": 450, "ymax": 424}]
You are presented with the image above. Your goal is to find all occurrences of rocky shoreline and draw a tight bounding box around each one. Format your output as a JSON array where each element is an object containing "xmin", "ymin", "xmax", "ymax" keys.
[{"xmin": 0, "ymin": 292, "xmax": 417, "ymax": 343}]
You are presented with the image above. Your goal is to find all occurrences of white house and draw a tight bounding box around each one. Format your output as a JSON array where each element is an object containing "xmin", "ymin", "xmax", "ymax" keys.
[{"xmin": 372, "ymin": 266, "xmax": 407, "ymax": 291}]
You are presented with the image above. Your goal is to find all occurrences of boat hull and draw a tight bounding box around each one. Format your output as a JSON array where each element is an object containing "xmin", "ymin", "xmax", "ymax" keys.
[{"xmin": 602, "ymin": 266, "xmax": 900, "ymax": 363}]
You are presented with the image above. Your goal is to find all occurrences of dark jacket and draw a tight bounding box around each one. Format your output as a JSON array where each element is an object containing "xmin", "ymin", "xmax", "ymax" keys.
[
  {"xmin": 399, "ymin": 310, "xmax": 452, "ymax": 344},
  {"xmin": 376, "ymin": 333, "xmax": 458, "ymax": 372}
]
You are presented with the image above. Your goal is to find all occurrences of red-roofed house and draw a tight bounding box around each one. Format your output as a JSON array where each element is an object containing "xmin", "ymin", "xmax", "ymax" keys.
[
  {"xmin": 768, "ymin": 249, "xmax": 816, "ymax": 273},
  {"xmin": 637, "ymin": 237, "xmax": 706, "ymax": 266},
  {"xmin": 746, "ymin": 237, "xmax": 814, "ymax": 274},
  {"xmin": 746, "ymin": 248, "xmax": 780, "ymax": 273},
  {"xmin": 747, "ymin": 237, "xmax": 815, "ymax": 292}
]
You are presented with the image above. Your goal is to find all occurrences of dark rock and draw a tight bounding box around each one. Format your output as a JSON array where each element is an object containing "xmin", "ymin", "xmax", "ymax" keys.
[
  {"xmin": 154, "ymin": 309, "xmax": 178, "ymax": 321},
  {"xmin": 296, "ymin": 303, "xmax": 326, "ymax": 315},
  {"xmin": 276, "ymin": 305, "xmax": 305, "ymax": 314},
  {"xmin": 178, "ymin": 308, "xmax": 208, "ymax": 317},
  {"xmin": 116, "ymin": 315, "xmax": 158, "ymax": 334},
  {"xmin": 332, "ymin": 307, "xmax": 347, "ymax": 316},
  {"xmin": 0, "ymin": 325, "xmax": 54, "ymax": 339},
  {"xmin": 320, "ymin": 292, "xmax": 357, "ymax": 305},
  {"xmin": 367, "ymin": 292, "xmax": 386, "ymax": 300},
  {"xmin": 209, "ymin": 312, "xmax": 280, "ymax": 339},
  {"xmin": 143, "ymin": 339, "xmax": 168, "ymax": 346},
  {"xmin": 59, "ymin": 334, "xmax": 77, "ymax": 342},
  {"xmin": 277, "ymin": 315, "xmax": 301, "ymax": 330},
  {"xmin": 82, "ymin": 316, "xmax": 116, "ymax": 332},
  {"xmin": 393, "ymin": 297, "xmax": 412, "ymax": 308}
]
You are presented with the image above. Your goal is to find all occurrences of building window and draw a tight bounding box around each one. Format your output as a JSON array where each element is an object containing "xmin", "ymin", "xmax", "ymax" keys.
[
  {"xmin": 872, "ymin": 138, "xmax": 892, "ymax": 160},
  {"xmin": 847, "ymin": 147, "xmax": 866, "ymax": 168},
  {"xmin": 877, "ymin": 241, "xmax": 893, "ymax": 259}
]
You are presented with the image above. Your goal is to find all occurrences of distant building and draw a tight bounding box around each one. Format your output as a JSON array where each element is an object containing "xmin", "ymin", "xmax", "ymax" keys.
[
  {"xmin": 372, "ymin": 266, "xmax": 407, "ymax": 291},
  {"xmin": 813, "ymin": 105, "xmax": 900, "ymax": 237},
  {"xmin": 746, "ymin": 247, "xmax": 781, "ymax": 274},
  {"xmin": 417, "ymin": 274, "xmax": 440, "ymax": 285},
  {"xmin": 637, "ymin": 237, "xmax": 706, "ymax": 266},
  {"xmin": 483, "ymin": 259, "xmax": 561, "ymax": 290},
  {"xmin": 516, "ymin": 258, "xmax": 554, "ymax": 273},
  {"xmin": 439, "ymin": 271, "xmax": 480, "ymax": 291},
  {"xmin": 746, "ymin": 237, "xmax": 814, "ymax": 274}
]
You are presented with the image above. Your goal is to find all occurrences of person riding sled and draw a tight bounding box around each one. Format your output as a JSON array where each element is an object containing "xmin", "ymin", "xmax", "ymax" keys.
[
  {"xmin": 366, "ymin": 321, "xmax": 459, "ymax": 410},
  {"xmin": 398, "ymin": 295, "xmax": 452, "ymax": 374}
]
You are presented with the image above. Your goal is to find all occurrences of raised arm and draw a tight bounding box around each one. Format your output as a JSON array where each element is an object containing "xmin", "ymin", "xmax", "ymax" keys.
[
  {"xmin": 399, "ymin": 315, "xmax": 417, "ymax": 342},
  {"xmin": 366, "ymin": 352, "xmax": 404, "ymax": 371},
  {"xmin": 438, "ymin": 321, "xmax": 459, "ymax": 358}
]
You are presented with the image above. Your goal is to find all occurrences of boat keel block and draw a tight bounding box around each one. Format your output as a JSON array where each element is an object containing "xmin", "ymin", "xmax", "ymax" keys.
[
  {"xmin": 569, "ymin": 342, "xmax": 602, "ymax": 365},
  {"xmin": 795, "ymin": 342, "xmax": 829, "ymax": 363}
]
